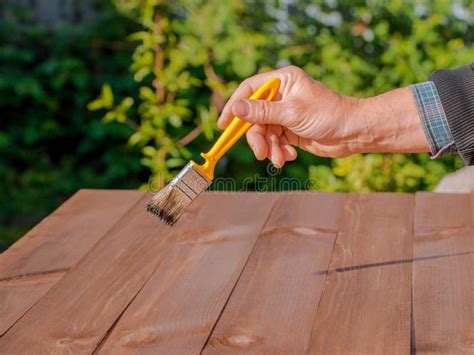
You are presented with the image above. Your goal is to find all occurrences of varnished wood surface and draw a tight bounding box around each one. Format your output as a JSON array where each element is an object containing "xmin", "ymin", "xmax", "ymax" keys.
[
  {"xmin": 100, "ymin": 193, "xmax": 278, "ymax": 354},
  {"xmin": 0, "ymin": 190, "xmax": 472, "ymax": 354},
  {"xmin": 205, "ymin": 193, "xmax": 345, "ymax": 354},
  {"xmin": 0, "ymin": 189, "xmax": 142, "ymax": 337},
  {"xmin": 307, "ymin": 194, "xmax": 413, "ymax": 354},
  {"xmin": 413, "ymin": 193, "xmax": 474, "ymax": 353}
]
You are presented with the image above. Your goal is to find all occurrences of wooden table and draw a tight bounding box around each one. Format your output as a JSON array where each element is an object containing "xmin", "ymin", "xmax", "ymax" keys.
[{"xmin": 0, "ymin": 190, "xmax": 473, "ymax": 354}]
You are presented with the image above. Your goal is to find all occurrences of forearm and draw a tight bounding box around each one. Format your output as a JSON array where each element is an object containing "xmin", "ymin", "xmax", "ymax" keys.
[{"xmin": 351, "ymin": 86, "xmax": 430, "ymax": 154}]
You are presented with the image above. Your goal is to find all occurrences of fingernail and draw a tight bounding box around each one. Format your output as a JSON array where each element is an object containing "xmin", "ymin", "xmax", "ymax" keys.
[
  {"xmin": 254, "ymin": 146, "xmax": 261, "ymax": 158},
  {"xmin": 233, "ymin": 100, "xmax": 250, "ymax": 117},
  {"xmin": 248, "ymin": 143, "xmax": 258, "ymax": 156}
]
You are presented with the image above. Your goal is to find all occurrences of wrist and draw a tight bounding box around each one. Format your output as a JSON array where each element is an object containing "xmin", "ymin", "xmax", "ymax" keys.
[{"xmin": 352, "ymin": 87, "xmax": 430, "ymax": 154}]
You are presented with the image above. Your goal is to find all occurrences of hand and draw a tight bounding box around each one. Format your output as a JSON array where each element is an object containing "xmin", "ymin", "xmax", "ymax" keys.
[{"xmin": 217, "ymin": 65, "xmax": 430, "ymax": 168}]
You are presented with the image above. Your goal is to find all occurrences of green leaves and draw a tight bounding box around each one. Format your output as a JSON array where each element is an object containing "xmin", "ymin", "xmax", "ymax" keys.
[
  {"xmin": 309, "ymin": 153, "xmax": 462, "ymax": 192},
  {"xmin": 102, "ymin": 97, "xmax": 134, "ymax": 124},
  {"xmin": 102, "ymin": 84, "xmax": 114, "ymax": 108},
  {"xmin": 1, "ymin": 2, "xmax": 144, "ymax": 248},
  {"xmin": 87, "ymin": 84, "xmax": 114, "ymax": 110},
  {"xmin": 5, "ymin": 0, "xmax": 473, "ymax": 250},
  {"xmin": 197, "ymin": 106, "xmax": 217, "ymax": 140},
  {"xmin": 87, "ymin": 0, "xmax": 271, "ymax": 183},
  {"xmin": 89, "ymin": 0, "xmax": 469, "ymax": 192},
  {"xmin": 139, "ymin": 86, "xmax": 156, "ymax": 103}
]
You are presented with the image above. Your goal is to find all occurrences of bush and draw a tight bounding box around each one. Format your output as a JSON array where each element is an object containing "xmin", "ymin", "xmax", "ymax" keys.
[
  {"xmin": 93, "ymin": 0, "xmax": 470, "ymax": 193},
  {"xmin": 2, "ymin": 0, "xmax": 473, "ymax": 248},
  {"xmin": 0, "ymin": 1, "xmax": 146, "ymax": 249}
]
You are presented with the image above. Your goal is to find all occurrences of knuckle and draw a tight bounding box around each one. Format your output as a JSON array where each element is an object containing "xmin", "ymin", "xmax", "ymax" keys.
[
  {"xmin": 241, "ymin": 78, "xmax": 251, "ymax": 87},
  {"xmin": 254, "ymin": 100, "xmax": 268, "ymax": 123},
  {"xmin": 235, "ymin": 79, "xmax": 251, "ymax": 96},
  {"xmin": 288, "ymin": 65, "xmax": 302, "ymax": 73}
]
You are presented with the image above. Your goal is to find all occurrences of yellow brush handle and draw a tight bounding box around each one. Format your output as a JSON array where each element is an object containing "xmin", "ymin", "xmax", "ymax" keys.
[{"xmin": 192, "ymin": 77, "xmax": 280, "ymax": 180}]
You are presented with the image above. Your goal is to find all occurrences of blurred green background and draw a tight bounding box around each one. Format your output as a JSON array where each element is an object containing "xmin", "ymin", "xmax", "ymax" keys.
[{"xmin": 1, "ymin": 0, "xmax": 472, "ymax": 250}]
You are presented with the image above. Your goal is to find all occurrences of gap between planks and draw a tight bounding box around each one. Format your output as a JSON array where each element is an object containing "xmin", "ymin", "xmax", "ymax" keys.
[
  {"xmin": 93, "ymin": 193, "xmax": 273, "ymax": 353},
  {"xmin": 0, "ymin": 190, "xmax": 146, "ymax": 340},
  {"xmin": 198, "ymin": 194, "xmax": 284, "ymax": 354},
  {"xmin": 202, "ymin": 192, "xmax": 345, "ymax": 354},
  {"xmin": 305, "ymin": 193, "xmax": 414, "ymax": 354},
  {"xmin": 92, "ymin": 265, "xmax": 162, "ymax": 354},
  {"xmin": 43, "ymin": 192, "xmax": 279, "ymax": 354},
  {"xmin": 412, "ymin": 192, "xmax": 474, "ymax": 353},
  {"xmin": 90, "ymin": 193, "xmax": 284, "ymax": 354},
  {"xmin": 302, "ymin": 194, "xmax": 347, "ymax": 353},
  {"xmin": 0, "ymin": 271, "xmax": 67, "ymax": 337},
  {"xmin": 0, "ymin": 189, "xmax": 145, "ymax": 279}
]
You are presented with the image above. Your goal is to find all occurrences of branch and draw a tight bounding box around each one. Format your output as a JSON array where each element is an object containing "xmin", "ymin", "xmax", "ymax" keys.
[
  {"xmin": 153, "ymin": 9, "xmax": 165, "ymax": 103},
  {"xmin": 124, "ymin": 117, "xmax": 139, "ymax": 131},
  {"xmin": 177, "ymin": 126, "xmax": 203, "ymax": 147},
  {"xmin": 204, "ymin": 63, "xmax": 226, "ymax": 112}
]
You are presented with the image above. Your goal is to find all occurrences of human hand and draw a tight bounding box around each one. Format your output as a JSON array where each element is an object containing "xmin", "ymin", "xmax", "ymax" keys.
[{"xmin": 217, "ymin": 65, "xmax": 429, "ymax": 168}]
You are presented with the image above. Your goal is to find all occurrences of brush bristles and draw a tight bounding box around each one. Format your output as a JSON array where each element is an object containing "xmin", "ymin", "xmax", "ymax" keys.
[
  {"xmin": 147, "ymin": 186, "xmax": 192, "ymax": 225},
  {"xmin": 147, "ymin": 162, "xmax": 212, "ymax": 225}
]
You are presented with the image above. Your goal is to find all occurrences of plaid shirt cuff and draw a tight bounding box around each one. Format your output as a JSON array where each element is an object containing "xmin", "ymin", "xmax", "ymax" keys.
[{"xmin": 412, "ymin": 81, "xmax": 456, "ymax": 158}]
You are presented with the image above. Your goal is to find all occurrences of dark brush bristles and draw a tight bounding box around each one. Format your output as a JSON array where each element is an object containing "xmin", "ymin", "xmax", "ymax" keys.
[
  {"xmin": 146, "ymin": 185, "xmax": 191, "ymax": 225},
  {"xmin": 146, "ymin": 162, "xmax": 212, "ymax": 226}
]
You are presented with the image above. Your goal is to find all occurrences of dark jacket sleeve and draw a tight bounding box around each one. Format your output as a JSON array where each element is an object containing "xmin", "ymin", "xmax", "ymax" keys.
[{"xmin": 430, "ymin": 63, "xmax": 474, "ymax": 165}]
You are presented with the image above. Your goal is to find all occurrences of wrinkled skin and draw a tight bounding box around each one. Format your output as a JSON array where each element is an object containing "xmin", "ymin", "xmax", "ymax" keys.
[{"xmin": 218, "ymin": 65, "xmax": 430, "ymax": 168}]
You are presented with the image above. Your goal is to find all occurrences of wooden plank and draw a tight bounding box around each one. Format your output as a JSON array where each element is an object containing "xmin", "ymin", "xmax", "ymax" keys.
[
  {"xmin": 0, "ymin": 192, "xmax": 276, "ymax": 354},
  {"xmin": 0, "ymin": 192, "xmax": 179, "ymax": 353},
  {"xmin": 203, "ymin": 192, "xmax": 345, "ymax": 354},
  {"xmin": 413, "ymin": 192, "xmax": 474, "ymax": 353},
  {"xmin": 96, "ymin": 193, "xmax": 278, "ymax": 354},
  {"xmin": 307, "ymin": 193, "xmax": 413, "ymax": 354},
  {"xmin": 0, "ymin": 271, "xmax": 65, "ymax": 336},
  {"xmin": 0, "ymin": 189, "xmax": 143, "ymax": 339},
  {"xmin": 0, "ymin": 189, "xmax": 144, "ymax": 279}
]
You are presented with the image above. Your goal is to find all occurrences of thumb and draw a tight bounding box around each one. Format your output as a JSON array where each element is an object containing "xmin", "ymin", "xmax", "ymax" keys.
[{"xmin": 232, "ymin": 99, "xmax": 285, "ymax": 125}]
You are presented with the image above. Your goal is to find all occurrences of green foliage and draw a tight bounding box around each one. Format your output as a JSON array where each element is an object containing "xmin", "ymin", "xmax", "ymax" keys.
[
  {"xmin": 309, "ymin": 153, "xmax": 463, "ymax": 192},
  {"xmin": 92, "ymin": 0, "xmax": 268, "ymax": 187},
  {"xmin": 92, "ymin": 0, "xmax": 470, "ymax": 193},
  {"xmin": 2, "ymin": 0, "xmax": 473, "ymax": 249},
  {"xmin": 0, "ymin": 1, "xmax": 146, "ymax": 249}
]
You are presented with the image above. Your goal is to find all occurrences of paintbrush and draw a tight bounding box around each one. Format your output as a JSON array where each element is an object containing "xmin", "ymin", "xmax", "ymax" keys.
[{"xmin": 147, "ymin": 77, "xmax": 280, "ymax": 225}]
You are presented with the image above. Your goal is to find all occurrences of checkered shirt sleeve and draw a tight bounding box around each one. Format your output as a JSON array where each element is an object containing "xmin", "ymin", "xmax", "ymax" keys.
[{"xmin": 412, "ymin": 81, "xmax": 456, "ymax": 158}]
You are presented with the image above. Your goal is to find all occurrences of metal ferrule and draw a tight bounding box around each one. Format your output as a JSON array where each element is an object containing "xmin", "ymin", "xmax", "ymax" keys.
[{"xmin": 171, "ymin": 162, "xmax": 212, "ymax": 201}]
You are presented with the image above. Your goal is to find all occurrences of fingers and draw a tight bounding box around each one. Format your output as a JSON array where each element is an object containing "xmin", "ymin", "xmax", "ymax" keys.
[
  {"xmin": 282, "ymin": 145, "xmax": 298, "ymax": 161},
  {"xmin": 217, "ymin": 65, "xmax": 307, "ymax": 129},
  {"xmin": 217, "ymin": 71, "xmax": 284, "ymax": 130},
  {"xmin": 246, "ymin": 125, "xmax": 298, "ymax": 167},
  {"xmin": 279, "ymin": 134, "xmax": 298, "ymax": 161},
  {"xmin": 246, "ymin": 125, "xmax": 268, "ymax": 160},
  {"xmin": 232, "ymin": 99, "xmax": 288, "ymax": 126},
  {"xmin": 266, "ymin": 125, "xmax": 285, "ymax": 168}
]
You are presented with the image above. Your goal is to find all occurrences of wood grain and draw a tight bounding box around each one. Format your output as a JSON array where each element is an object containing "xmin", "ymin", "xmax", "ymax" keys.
[
  {"xmin": 0, "ymin": 271, "xmax": 64, "ymax": 336},
  {"xmin": 0, "ymin": 193, "xmax": 276, "ymax": 354},
  {"xmin": 413, "ymin": 192, "xmax": 474, "ymax": 353},
  {"xmin": 307, "ymin": 193, "xmax": 413, "ymax": 354},
  {"xmin": 203, "ymin": 192, "xmax": 345, "ymax": 354},
  {"xmin": 97, "ymin": 193, "xmax": 278, "ymax": 354},
  {"xmin": 2, "ymin": 191, "xmax": 473, "ymax": 353},
  {"xmin": 0, "ymin": 189, "xmax": 143, "ymax": 279},
  {"xmin": 0, "ymin": 193, "xmax": 175, "ymax": 353},
  {"xmin": 0, "ymin": 189, "xmax": 143, "ymax": 340}
]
